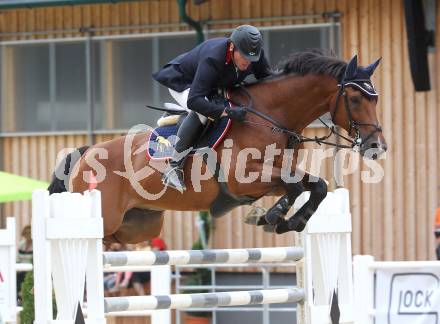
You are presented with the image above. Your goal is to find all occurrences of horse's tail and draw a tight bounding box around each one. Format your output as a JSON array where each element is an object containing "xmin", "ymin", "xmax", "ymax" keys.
[{"xmin": 48, "ymin": 146, "xmax": 89, "ymax": 194}]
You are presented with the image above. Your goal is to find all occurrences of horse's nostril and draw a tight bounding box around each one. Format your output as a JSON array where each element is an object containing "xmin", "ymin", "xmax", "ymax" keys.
[{"xmin": 370, "ymin": 142, "xmax": 379, "ymax": 149}]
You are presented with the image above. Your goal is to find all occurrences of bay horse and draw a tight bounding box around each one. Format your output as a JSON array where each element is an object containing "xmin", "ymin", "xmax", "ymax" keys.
[{"xmin": 48, "ymin": 50, "xmax": 387, "ymax": 244}]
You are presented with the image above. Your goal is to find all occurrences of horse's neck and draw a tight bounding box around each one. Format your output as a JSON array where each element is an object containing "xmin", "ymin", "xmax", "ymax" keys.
[{"xmin": 243, "ymin": 74, "xmax": 337, "ymax": 133}]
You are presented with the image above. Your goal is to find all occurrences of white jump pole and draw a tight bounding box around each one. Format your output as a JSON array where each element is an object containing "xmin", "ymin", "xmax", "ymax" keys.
[
  {"xmin": 0, "ymin": 217, "xmax": 34, "ymax": 324},
  {"xmin": 32, "ymin": 189, "xmax": 170, "ymax": 324},
  {"xmin": 149, "ymin": 265, "xmax": 171, "ymax": 324},
  {"xmin": 352, "ymin": 255, "xmax": 375, "ymax": 324},
  {"xmin": 103, "ymin": 247, "xmax": 304, "ymax": 267},
  {"xmin": 104, "ymin": 288, "xmax": 304, "ymax": 312},
  {"xmin": 0, "ymin": 218, "xmax": 18, "ymax": 323},
  {"xmin": 301, "ymin": 188, "xmax": 355, "ymax": 324},
  {"xmin": 32, "ymin": 190, "xmax": 55, "ymax": 324},
  {"xmin": 32, "ymin": 189, "xmax": 106, "ymax": 324}
]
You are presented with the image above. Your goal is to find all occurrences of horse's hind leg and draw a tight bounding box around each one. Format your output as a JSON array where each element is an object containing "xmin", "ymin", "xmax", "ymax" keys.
[
  {"xmin": 106, "ymin": 208, "xmax": 164, "ymax": 244},
  {"xmin": 276, "ymin": 173, "xmax": 327, "ymax": 234}
]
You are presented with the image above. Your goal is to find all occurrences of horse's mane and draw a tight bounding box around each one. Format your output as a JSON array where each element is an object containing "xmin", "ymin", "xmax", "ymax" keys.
[{"xmin": 275, "ymin": 49, "xmax": 347, "ymax": 81}]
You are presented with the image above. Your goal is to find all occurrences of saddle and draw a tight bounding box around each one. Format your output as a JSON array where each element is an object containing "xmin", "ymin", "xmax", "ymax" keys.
[
  {"xmin": 146, "ymin": 102, "xmax": 231, "ymax": 161},
  {"xmin": 156, "ymin": 103, "xmax": 187, "ymax": 127}
]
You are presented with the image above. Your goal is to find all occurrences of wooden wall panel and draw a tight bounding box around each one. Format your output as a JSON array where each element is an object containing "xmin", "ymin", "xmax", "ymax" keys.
[
  {"xmin": 379, "ymin": 0, "xmax": 393, "ymax": 261},
  {"xmin": 389, "ymin": 0, "xmax": 404, "ymax": 261},
  {"xmin": 0, "ymin": 0, "xmax": 439, "ymax": 262},
  {"xmin": 436, "ymin": 1, "xmax": 440, "ymax": 262}
]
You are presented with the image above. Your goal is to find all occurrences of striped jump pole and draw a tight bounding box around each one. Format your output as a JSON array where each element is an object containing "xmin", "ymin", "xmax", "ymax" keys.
[
  {"xmin": 104, "ymin": 288, "xmax": 304, "ymax": 313},
  {"xmin": 103, "ymin": 247, "xmax": 303, "ymax": 267}
]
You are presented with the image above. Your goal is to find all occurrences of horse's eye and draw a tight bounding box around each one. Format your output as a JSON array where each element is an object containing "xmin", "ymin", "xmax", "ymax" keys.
[{"xmin": 350, "ymin": 96, "xmax": 362, "ymax": 107}]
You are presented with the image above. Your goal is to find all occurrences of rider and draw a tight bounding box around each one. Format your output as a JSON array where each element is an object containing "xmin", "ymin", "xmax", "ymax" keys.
[{"xmin": 153, "ymin": 25, "xmax": 272, "ymax": 192}]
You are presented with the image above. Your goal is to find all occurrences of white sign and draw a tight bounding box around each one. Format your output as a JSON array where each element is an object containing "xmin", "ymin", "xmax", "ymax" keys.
[{"xmin": 375, "ymin": 267, "xmax": 440, "ymax": 324}]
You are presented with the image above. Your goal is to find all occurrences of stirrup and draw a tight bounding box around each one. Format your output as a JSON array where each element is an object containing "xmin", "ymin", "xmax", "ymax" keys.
[{"xmin": 162, "ymin": 166, "xmax": 186, "ymax": 193}]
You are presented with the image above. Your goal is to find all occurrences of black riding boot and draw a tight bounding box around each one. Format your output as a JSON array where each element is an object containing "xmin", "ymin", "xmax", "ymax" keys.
[{"xmin": 162, "ymin": 111, "xmax": 205, "ymax": 192}]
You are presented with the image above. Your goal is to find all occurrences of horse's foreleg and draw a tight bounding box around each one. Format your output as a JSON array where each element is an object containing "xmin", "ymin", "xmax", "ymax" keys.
[
  {"xmin": 276, "ymin": 172, "xmax": 327, "ymax": 234},
  {"xmin": 254, "ymin": 167, "xmax": 306, "ymax": 227},
  {"xmin": 258, "ymin": 181, "xmax": 305, "ymax": 226}
]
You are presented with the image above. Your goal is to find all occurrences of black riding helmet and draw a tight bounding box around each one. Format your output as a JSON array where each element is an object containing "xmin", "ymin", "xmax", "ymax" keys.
[{"xmin": 230, "ymin": 25, "xmax": 263, "ymax": 62}]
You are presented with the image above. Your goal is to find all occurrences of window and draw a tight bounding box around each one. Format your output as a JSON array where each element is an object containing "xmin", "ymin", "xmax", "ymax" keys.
[
  {"xmin": 9, "ymin": 44, "xmax": 50, "ymax": 132},
  {"xmin": 1, "ymin": 42, "xmax": 88, "ymax": 132},
  {"xmin": 108, "ymin": 38, "xmax": 155, "ymax": 129},
  {"xmin": 158, "ymin": 34, "xmax": 198, "ymax": 107},
  {"xmin": 54, "ymin": 43, "xmax": 88, "ymax": 130},
  {"xmin": 0, "ymin": 23, "xmax": 339, "ymax": 134},
  {"xmin": 265, "ymin": 26, "xmax": 338, "ymax": 68}
]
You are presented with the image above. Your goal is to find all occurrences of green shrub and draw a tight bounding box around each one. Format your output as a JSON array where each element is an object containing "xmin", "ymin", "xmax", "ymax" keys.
[
  {"xmin": 20, "ymin": 271, "xmax": 57, "ymax": 324},
  {"xmin": 20, "ymin": 271, "xmax": 34, "ymax": 324}
]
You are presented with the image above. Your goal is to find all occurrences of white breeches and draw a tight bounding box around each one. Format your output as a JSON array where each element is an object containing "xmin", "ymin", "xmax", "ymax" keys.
[{"xmin": 168, "ymin": 88, "xmax": 209, "ymax": 125}]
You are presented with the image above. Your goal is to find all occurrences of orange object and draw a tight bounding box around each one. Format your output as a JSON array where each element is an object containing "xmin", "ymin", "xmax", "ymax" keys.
[
  {"xmin": 88, "ymin": 171, "xmax": 97, "ymax": 191},
  {"xmin": 435, "ymin": 208, "xmax": 440, "ymax": 233},
  {"xmin": 183, "ymin": 314, "xmax": 210, "ymax": 324},
  {"xmin": 151, "ymin": 237, "xmax": 166, "ymax": 251}
]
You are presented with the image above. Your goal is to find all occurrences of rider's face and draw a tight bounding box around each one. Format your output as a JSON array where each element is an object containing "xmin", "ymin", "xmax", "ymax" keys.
[{"xmin": 233, "ymin": 49, "xmax": 251, "ymax": 71}]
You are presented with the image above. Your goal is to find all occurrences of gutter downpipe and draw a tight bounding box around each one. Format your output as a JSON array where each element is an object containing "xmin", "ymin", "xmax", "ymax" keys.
[
  {"xmin": 176, "ymin": 7, "xmax": 209, "ymax": 322},
  {"xmin": 177, "ymin": 0, "xmax": 205, "ymax": 44}
]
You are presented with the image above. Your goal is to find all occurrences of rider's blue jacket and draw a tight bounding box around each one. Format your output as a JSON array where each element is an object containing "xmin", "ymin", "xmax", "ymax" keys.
[{"xmin": 153, "ymin": 37, "xmax": 271, "ymax": 120}]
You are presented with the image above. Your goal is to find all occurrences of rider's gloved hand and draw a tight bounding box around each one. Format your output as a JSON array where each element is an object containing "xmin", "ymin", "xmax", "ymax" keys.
[
  {"xmin": 211, "ymin": 96, "xmax": 229, "ymax": 107},
  {"xmin": 224, "ymin": 106, "xmax": 247, "ymax": 122}
]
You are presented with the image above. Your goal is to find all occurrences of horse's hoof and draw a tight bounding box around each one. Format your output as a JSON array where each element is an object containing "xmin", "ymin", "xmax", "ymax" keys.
[
  {"xmin": 257, "ymin": 216, "xmax": 268, "ymax": 226},
  {"xmin": 263, "ymin": 224, "xmax": 277, "ymax": 233},
  {"xmin": 275, "ymin": 220, "xmax": 291, "ymax": 234},
  {"xmin": 265, "ymin": 196, "xmax": 290, "ymax": 225},
  {"xmin": 274, "ymin": 216, "xmax": 308, "ymax": 234},
  {"xmin": 244, "ymin": 207, "xmax": 267, "ymax": 225},
  {"xmin": 265, "ymin": 208, "xmax": 285, "ymax": 225},
  {"xmin": 244, "ymin": 215, "xmax": 258, "ymax": 225},
  {"xmin": 287, "ymin": 216, "xmax": 308, "ymax": 232}
]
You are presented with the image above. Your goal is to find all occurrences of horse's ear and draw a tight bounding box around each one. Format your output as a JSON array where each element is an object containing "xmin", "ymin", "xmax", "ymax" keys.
[
  {"xmin": 344, "ymin": 55, "xmax": 358, "ymax": 80},
  {"xmin": 364, "ymin": 57, "xmax": 382, "ymax": 76}
]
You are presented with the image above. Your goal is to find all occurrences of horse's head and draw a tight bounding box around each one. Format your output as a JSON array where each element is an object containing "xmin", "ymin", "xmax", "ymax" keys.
[{"xmin": 331, "ymin": 55, "xmax": 387, "ymax": 159}]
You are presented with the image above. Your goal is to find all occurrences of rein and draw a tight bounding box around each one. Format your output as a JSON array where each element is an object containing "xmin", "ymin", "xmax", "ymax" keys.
[{"xmin": 235, "ymin": 80, "xmax": 382, "ymax": 150}]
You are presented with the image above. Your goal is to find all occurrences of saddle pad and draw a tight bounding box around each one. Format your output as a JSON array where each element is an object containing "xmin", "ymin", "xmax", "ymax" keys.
[{"xmin": 147, "ymin": 117, "xmax": 231, "ymax": 160}]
